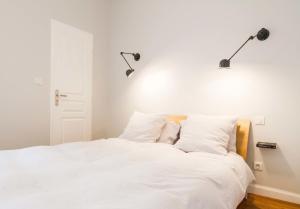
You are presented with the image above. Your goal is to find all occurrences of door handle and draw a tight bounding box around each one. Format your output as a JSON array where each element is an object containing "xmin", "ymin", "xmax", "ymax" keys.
[{"xmin": 55, "ymin": 90, "xmax": 68, "ymax": 106}]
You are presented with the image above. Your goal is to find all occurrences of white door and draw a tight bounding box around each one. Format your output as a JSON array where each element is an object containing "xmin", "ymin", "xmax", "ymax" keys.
[{"xmin": 50, "ymin": 20, "xmax": 93, "ymax": 145}]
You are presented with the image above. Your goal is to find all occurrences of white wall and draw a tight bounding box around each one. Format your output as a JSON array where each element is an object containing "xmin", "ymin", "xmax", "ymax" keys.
[
  {"xmin": 107, "ymin": 0, "xmax": 300, "ymax": 197},
  {"xmin": 0, "ymin": 0, "xmax": 109, "ymax": 149}
]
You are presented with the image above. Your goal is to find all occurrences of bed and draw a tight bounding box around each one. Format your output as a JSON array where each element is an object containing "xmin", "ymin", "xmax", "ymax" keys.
[{"xmin": 0, "ymin": 116, "xmax": 254, "ymax": 209}]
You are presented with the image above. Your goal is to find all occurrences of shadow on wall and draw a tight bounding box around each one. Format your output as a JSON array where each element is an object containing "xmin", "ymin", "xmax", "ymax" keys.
[
  {"xmin": 261, "ymin": 147, "xmax": 295, "ymax": 178},
  {"xmin": 247, "ymin": 125, "xmax": 294, "ymax": 177}
]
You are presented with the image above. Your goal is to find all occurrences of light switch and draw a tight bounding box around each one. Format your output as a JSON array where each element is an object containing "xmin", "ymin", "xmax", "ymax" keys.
[
  {"xmin": 254, "ymin": 116, "xmax": 265, "ymax": 125},
  {"xmin": 34, "ymin": 77, "xmax": 44, "ymax": 86}
]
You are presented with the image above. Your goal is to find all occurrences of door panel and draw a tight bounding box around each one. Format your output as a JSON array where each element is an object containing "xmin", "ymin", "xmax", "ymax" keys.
[
  {"xmin": 62, "ymin": 119, "xmax": 84, "ymax": 143},
  {"xmin": 50, "ymin": 20, "xmax": 93, "ymax": 145}
]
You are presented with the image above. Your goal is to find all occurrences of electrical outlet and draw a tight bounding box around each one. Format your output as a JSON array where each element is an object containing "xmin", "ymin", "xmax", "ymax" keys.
[{"xmin": 254, "ymin": 161, "xmax": 263, "ymax": 171}]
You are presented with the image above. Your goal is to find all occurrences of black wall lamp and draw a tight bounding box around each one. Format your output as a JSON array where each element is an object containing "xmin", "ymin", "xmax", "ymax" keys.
[
  {"xmin": 120, "ymin": 52, "xmax": 141, "ymax": 77},
  {"xmin": 219, "ymin": 28, "xmax": 270, "ymax": 68}
]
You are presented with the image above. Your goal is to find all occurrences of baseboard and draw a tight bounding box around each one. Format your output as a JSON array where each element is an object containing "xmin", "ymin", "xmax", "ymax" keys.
[{"xmin": 248, "ymin": 184, "xmax": 300, "ymax": 204}]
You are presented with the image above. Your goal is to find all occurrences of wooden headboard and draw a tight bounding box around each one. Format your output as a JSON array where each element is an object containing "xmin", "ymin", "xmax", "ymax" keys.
[{"xmin": 166, "ymin": 115, "xmax": 251, "ymax": 160}]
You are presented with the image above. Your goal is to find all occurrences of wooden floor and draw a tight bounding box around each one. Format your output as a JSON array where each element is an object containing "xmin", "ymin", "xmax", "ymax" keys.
[{"xmin": 238, "ymin": 194, "xmax": 300, "ymax": 209}]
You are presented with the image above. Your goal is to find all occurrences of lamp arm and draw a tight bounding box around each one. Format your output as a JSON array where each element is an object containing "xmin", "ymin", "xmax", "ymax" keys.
[
  {"xmin": 228, "ymin": 35, "xmax": 256, "ymax": 61},
  {"xmin": 120, "ymin": 52, "xmax": 134, "ymax": 70},
  {"xmin": 120, "ymin": 52, "xmax": 135, "ymax": 56}
]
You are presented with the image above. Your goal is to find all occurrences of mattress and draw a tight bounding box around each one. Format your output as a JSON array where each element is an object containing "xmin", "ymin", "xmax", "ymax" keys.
[{"xmin": 0, "ymin": 138, "xmax": 254, "ymax": 209}]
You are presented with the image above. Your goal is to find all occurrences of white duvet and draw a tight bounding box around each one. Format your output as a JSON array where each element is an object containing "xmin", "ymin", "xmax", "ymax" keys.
[{"xmin": 0, "ymin": 138, "xmax": 254, "ymax": 209}]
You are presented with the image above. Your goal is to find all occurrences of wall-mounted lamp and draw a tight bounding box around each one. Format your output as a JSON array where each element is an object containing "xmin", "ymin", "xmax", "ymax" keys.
[
  {"xmin": 120, "ymin": 52, "xmax": 141, "ymax": 77},
  {"xmin": 219, "ymin": 28, "xmax": 270, "ymax": 68}
]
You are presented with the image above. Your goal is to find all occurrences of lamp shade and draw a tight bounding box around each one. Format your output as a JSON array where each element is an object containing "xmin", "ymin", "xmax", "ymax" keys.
[
  {"xmin": 126, "ymin": 69, "xmax": 135, "ymax": 77},
  {"xmin": 219, "ymin": 59, "xmax": 230, "ymax": 68}
]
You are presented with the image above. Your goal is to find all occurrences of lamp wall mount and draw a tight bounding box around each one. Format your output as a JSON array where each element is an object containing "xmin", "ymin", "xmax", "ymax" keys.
[
  {"xmin": 120, "ymin": 52, "xmax": 141, "ymax": 77},
  {"xmin": 219, "ymin": 28, "xmax": 270, "ymax": 68}
]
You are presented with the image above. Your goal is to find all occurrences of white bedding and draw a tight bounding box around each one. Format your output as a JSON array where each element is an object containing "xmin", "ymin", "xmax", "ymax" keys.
[{"xmin": 0, "ymin": 138, "xmax": 254, "ymax": 209}]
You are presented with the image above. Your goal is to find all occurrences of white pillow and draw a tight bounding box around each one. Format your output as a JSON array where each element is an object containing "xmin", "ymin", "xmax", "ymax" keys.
[
  {"xmin": 120, "ymin": 112, "xmax": 167, "ymax": 143},
  {"xmin": 175, "ymin": 115, "xmax": 237, "ymax": 155},
  {"xmin": 189, "ymin": 115, "xmax": 238, "ymax": 152},
  {"xmin": 157, "ymin": 121, "xmax": 180, "ymax": 144}
]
